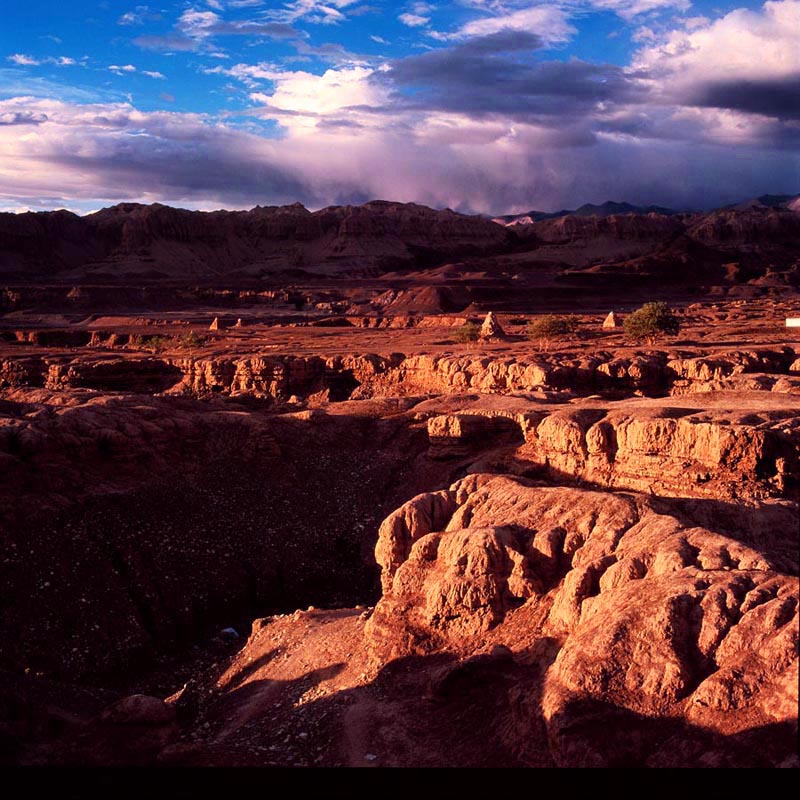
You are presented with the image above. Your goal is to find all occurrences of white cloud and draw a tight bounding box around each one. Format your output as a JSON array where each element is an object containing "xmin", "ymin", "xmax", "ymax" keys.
[
  {"xmin": 8, "ymin": 54, "xmax": 41, "ymax": 66},
  {"xmin": 263, "ymin": 0, "xmax": 361, "ymax": 24},
  {"xmin": 142, "ymin": 70, "xmax": 166, "ymax": 79},
  {"xmin": 633, "ymin": 0, "xmax": 800, "ymax": 83},
  {"xmin": 109, "ymin": 64, "xmax": 138, "ymax": 74},
  {"xmin": 248, "ymin": 65, "xmax": 389, "ymax": 121},
  {"xmin": 454, "ymin": 6, "xmax": 577, "ymax": 45},
  {"xmin": 399, "ymin": 13, "xmax": 430, "ymax": 27}
]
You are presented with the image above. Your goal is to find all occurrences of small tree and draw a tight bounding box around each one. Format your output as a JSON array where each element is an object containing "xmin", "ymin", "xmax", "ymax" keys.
[
  {"xmin": 454, "ymin": 321, "xmax": 480, "ymax": 344},
  {"xmin": 623, "ymin": 301, "xmax": 679, "ymax": 345},
  {"xmin": 527, "ymin": 314, "xmax": 578, "ymax": 349}
]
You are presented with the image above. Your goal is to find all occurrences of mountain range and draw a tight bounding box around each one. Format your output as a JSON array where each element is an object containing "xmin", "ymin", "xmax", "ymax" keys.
[{"xmin": 0, "ymin": 194, "xmax": 797, "ymax": 285}]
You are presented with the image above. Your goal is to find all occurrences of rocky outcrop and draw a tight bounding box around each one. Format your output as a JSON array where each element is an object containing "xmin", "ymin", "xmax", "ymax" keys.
[
  {"xmin": 602, "ymin": 311, "xmax": 618, "ymax": 329},
  {"xmin": 0, "ymin": 356, "xmax": 46, "ymax": 389},
  {"xmin": 171, "ymin": 353, "xmax": 398, "ymax": 401},
  {"xmin": 479, "ymin": 312, "xmax": 507, "ymax": 341},
  {"xmin": 365, "ymin": 475, "xmax": 798, "ymax": 766},
  {"xmin": 666, "ymin": 350, "xmax": 800, "ymax": 396},
  {"xmin": 44, "ymin": 357, "xmax": 183, "ymax": 393},
  {"xmin": 521, "ymin": 405, "xmax": 799, "ymax": 500},
  {"xmin": 358, "ymin": 352, "xmax": 670, "ymax": 397},
  {"xmin": 418, "ymin": 402, "xmax": 799, "ymax": 501},
  {"xmin": 426, "ymin": 413, "xmax": 523, "ymax": 460}
]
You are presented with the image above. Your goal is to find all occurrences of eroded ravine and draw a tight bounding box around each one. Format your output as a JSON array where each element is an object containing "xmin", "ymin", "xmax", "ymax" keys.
[{"xmin": 1, "ymin": 326, "xmax": 798, "ymax": 767}]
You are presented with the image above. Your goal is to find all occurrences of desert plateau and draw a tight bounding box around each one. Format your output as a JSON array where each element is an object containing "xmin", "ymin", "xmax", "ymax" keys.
[{"xmin": 0, "ymin": 196, "xmax": 798, "ymax": 769}]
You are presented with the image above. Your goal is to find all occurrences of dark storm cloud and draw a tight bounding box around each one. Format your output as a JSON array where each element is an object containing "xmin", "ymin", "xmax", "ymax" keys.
[
  {"xmin": 30, "ymin": 117, "xmax": 318, "ymax": 207},
  {"xmin": 375, "ymin": 32, "xmax": 643, "ymax": 122},
  {"xmin": 687, "ymin": 76, "xmax": 800, "ymax": 120}
]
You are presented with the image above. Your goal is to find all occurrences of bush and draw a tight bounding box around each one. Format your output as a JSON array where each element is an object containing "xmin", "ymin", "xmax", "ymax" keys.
[
  {"xmin": 131, "ymin": 335, "xmax": 169, "ymax": 352},
  {"xmin": 454, "ymin": 321, "xmax": 480, "ymax": 344},
  {"xmin": 623, "ymin": 301, "xmax": 679, "ymax": 344},
  {"xmin": 177, "ymin": 330, "xmax": 206, "ymax": 349},
  {"xmin": 527, "ymin": 314, "xmax": 579, "ymax": 348}
]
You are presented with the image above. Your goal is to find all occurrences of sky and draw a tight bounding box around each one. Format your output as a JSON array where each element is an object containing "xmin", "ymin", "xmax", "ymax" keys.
[{"xmin": 0, "ymin": 0, "xmax": 798, "ymax": 215}]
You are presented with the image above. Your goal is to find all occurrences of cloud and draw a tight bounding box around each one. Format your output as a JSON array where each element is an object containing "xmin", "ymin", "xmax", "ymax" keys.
[
  {"xmin": 452, "ymin": 5, "xmax": 577, "ymax": 45},
  {"xmin": 142, "ymin": 71, "xmax": 167, "ymax": 80},
  {"xmin": 177, "ymin": 9, "xmax": 298, "ymax": 40},
  {"xmin": 3, "ymin": 1, "xmax": 800, "ymax": 214},
  {"xmin": 134, "ymin": 8, "xmax": 300, "ymax": 52},
  {"xmin": 686, "ymin": 78, "xmax": 800, "ymax": 121},
  {"xmin": 1, "ymin": 92, "xmax": 798, "ymax": 215},
  {"xmin": 0, "ymin": 97, "xmax": 312, "ymax": 207},
  {"xmin": 262, "ymin": 0, "xmax": 362, "ymax": 25},
  {"xmin": 118, "ymin": 6, "xmax": 159, "ymax": 26},
  {"xmin": 633, "ymin": 0, "xmax": 800, "ymax": 83},
  {"xmin": 588, "ymin": 0, "xmax": 690, "ymax": 21},
  {"xmin": 0, "ymin": 109, "xmax": 48, "ymax": 125},
  {"xmin": 8, "ymin": 54, "xmax": 41, "ymax": 66},
  {"xmin": 399, "ymin": 13, "xmax": 430, "ymax": 27},
  {"xmin": 248, "ymin": 65, "xmax": 389, "ymax": 117},
  {"xmin": 375, "ymin": 32, "xmax": 641, "ymax": 123},
  {"xmin": 8, "ymin": 54, "xmax": 78, "ymax": 67},
  {"xmin": 632, "ymin": 0, "xmax": 800, "ymax": 122}
]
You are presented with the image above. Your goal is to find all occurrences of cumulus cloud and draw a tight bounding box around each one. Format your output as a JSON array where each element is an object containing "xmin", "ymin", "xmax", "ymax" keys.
[
  {"xmin": 634, "ymin": 0, "xmax": 800, "ymax": 82},
  {"xmin": 3, "ymin": 1, "xmax": 800, "ymax": 214},
  {"xmin": 633, "ymin": 0, "xmax": 800, "ymax": 121}
]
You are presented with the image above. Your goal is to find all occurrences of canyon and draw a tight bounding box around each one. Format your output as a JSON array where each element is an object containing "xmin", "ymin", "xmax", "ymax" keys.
[{"xmin": 0, "ymin": 198, "xmax": 798, "ymax": 769}]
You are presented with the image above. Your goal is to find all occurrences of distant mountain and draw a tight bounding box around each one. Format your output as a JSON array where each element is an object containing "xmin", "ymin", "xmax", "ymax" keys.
[
  {"xmin": 0, "ymin": 195, "xmax": 797, "ymax": 285},
  {"xmin": 725, "ymin": 194, "xmax": 800, "ymax": 211},
  {"xmin": 0, "ymin": 200, "xmax": 511, "ymax": 280},
  {"xmin": 495, "ymin": 200, "xmax": 679, "ymax": 226}
]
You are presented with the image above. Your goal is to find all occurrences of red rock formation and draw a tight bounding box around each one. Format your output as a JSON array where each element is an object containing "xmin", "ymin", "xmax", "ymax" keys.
[
  {"xmin": 0, "ymin": 201, "xmax": 511, "ymax": 279},
  {"xmin": 364, "ymin": 475, "xmax": 798, "ymax": 766}
]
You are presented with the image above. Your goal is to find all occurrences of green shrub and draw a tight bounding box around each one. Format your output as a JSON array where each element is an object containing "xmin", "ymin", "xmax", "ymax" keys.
[
  {"xmin": 623, "ymin": 302, "xmax": 679, "ymax": 344},
  {"xmin": 177, "ymin": 330, "xmax": 206, "ymax": 349},
  {"xmin": 140, "ymin": 335, "xmax": 168, "ymax": 352},
  {"xmin": 527, "ymin": 314, "xmax": 579, "ymax": 347},
  {"xmin": 454, "ymin": 321, "xmax": 480, "ymax": 343}
]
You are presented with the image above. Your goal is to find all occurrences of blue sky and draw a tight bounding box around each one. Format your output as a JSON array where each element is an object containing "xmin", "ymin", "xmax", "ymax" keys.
[{"xmin": 1, "ymin": 1, "xmax": 798, "ymax": 213}]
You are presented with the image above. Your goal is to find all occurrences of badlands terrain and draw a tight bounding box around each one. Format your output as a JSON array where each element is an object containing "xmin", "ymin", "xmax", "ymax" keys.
[{"xmin": 0, "ymin": 196, "xmax": 798, "ymax": 768}]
